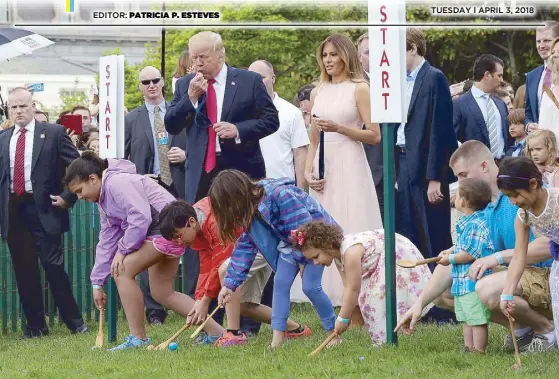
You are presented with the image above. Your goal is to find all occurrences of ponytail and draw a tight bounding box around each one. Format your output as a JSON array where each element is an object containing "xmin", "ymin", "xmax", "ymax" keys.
[{"xmin": 64, "ymin": 151, "xmax": 108, "ymax": 187}]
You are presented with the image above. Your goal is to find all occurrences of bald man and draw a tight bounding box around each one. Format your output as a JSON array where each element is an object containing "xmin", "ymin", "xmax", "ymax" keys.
[
  {"xmin": 0, "ymin": 87, "xmax": 87, "ymax": 338},
  {"xmin": 248, "ymin": 60, "xmax": 309, "ymax": 189},
  {"xmin": 125, "ymin": 66, "xmax": 187, "ymax": 324}
]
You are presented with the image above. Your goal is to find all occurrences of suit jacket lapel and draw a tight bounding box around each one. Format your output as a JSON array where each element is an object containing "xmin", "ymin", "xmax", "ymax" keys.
[
  {"xmin": 2, "ymin": 128, "xmax": 14, "ymax": 177},
  {"xmin": 140, "ymin": 105, "xmax": 155, "ymax": 156},
  {"xmin": 407, "ymin": 63, "xmax": 428, "ymax": 118},
  {"xmin": 465, "ymin": 92, "xmax": 489, "ymax": 142},
  {"xmin": 221, "ymin": 65, "xmax": 239, "ymax": 122},
  {"xmin": 32, "ymin": 123, "xmax": 47, "ymax": 173}
]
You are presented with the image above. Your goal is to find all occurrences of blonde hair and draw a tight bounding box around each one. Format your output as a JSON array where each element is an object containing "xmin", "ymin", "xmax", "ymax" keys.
[
  {"xmin": 189, "ymin": 31, "xmax": 225, "ymax": 59},
  {"xmin": 526, "ymin": 129, "xmax": 559, "ymax": 167},
  {"xmin": 173, "ymin": 51, "xmax": 192, "ymax": 78},
  {"xmin": 549, "ymin": 37, "xmax": 559, "ymax": 85},
  {"xmin": 0, "ymin": 119, "xmax": 13, "ymax": 130},
  {"xmin": 315, "ymin": 34, "xmax": 366, "ymax": 84}
]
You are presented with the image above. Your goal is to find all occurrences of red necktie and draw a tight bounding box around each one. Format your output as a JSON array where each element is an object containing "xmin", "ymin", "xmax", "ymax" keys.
[
  {"xmin": 542, "ymin": 67, "xmax": 552, "ymax": 95},
  {"xmin": 13, "ymin": 127, "xmax": 27, "ymax": 196},
  {"xmin": 204, "ymin": 79, "xmax": 217, "ymax": 173}
]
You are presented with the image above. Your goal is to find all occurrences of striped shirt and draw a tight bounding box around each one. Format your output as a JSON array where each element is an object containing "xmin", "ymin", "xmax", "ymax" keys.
[{"xmin": 451, "ymin": 210, "xmax": 495, "ymax": 297}]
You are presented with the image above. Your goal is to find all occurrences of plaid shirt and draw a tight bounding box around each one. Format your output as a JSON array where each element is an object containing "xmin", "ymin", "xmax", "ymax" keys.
[{"xmin": 451, "ymin": 210, "xmax": 495, "ymax": 297}]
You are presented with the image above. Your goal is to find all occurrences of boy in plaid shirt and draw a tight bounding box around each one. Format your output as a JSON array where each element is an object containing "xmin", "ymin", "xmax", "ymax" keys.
[{"xmin": 439, "ymin": 178, "xmax": 494, "ymax": 353}]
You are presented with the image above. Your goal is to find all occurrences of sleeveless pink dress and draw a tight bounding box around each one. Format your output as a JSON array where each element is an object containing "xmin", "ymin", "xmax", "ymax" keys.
[{"xmin": 290, "ymin": 81, "xmax": 382, "ymax": 306}]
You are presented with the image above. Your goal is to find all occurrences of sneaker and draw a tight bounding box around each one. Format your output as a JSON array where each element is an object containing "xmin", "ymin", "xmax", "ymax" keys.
[
  {"xmin": 285, "ymin": 324, "xmax": 312, "ymax": 339},
  {"xmin": 71, "ymin": 324, "xmax": 89, "ymax": 334},
  {"xmin": 523, "ymin": 334, "xmax": 558, "ymax": 353},
  {"xmin": 214, "ymin": 331, "xmax": 248, "ymax": 347},
  {"xmin": 108, "ymin": 335, "xmax": 151, "ymax": 352},
  {"xmin": 504, "ymin": 330, "xmax": 534, "ymax": 352},
  {"xmin": 193, "ymin": 331, "xmax": 222, "ymax": 345}
]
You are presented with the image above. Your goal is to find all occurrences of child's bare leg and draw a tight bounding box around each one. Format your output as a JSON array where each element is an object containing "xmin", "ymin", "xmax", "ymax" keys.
[
  {"xmin": 114, "ymin": 242, "xmax": 163, "ymax": 339},
  {"xmin": 463, "ymin": 324, "xmax": 474, "ymax": 351},
  {"xmin": 241, "ymin": 303, "xmax": 300, "ymax": 330},
  {"xmin": 472, "ymin": 324, "xmax": 488, "ymax": 353},
  {"xmin": 150, "ymin": 255, "xmax": 224, "ymax": 336}
]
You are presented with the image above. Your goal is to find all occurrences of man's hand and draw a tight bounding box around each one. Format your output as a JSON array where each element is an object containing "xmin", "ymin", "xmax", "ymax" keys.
[
  {"xmin": 187, "ymin": 72, "xmax": 207, "ymax": 104},
  {"xmin": 213, "ymin": 122, "xmax": 238, "ymax": 139},
  {"xmin": 167, "ymin": 147, "xmax": 186, "ymax": 164},
  {"xmin": 93, "ymin": 288, "xmax": 107, "ymax": 310},
  {"xmin": 218, "ymin": 286, "xmax": 234, "ymax": 306},
  {"xmin": 50, "ymin": 195, "xmax": 68, "ymax": 208},
  {"xmin": 427, "ymin": 180, "xmax": 443, "ymax": 204},
  {"xmin": 468, "ymin": 254, "xmax": 500, "ymax": 281},
  {"xmin": 187, "ymin": 299, "xmax": 210, "ymax": 325}
]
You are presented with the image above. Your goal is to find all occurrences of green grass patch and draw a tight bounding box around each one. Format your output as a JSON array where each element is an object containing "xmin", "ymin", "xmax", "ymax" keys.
[{"xmin": 0, "ymin": 304, "xmax": 557, "ymax": 378}]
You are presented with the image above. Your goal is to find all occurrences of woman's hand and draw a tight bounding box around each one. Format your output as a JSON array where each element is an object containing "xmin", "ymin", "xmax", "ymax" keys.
[
  {"xmin": 314, "ymin": 118, "xmax": 340, "ymax": 133},
  {"xmin": 304, "ymin": 171, "xmax": 325, "ymax": 192},
  {"xmin": 110, "ymin": 252, "xmax": 126, "ymax": 277}
]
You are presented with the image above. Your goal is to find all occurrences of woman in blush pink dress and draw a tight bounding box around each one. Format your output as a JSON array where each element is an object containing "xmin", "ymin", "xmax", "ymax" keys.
[{"xmin": 294, "ymin": 34, "xmax": 382, "ymax": 314}]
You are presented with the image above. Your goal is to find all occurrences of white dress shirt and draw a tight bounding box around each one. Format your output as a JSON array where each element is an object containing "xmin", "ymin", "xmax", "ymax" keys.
[{"xmin": 9, "ymin": 119, "xmax": 35, "ymax": 193}]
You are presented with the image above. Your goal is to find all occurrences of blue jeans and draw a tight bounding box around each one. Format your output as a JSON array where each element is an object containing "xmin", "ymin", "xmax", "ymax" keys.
[{"xmin": 271, "ymin": 258, "xmax": 335, "ymax": 332}]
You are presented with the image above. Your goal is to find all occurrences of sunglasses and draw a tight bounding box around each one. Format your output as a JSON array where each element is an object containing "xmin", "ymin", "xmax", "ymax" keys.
[{"xmin": 141, "ymin": 78, "xmax": 162, "ymax": 85}]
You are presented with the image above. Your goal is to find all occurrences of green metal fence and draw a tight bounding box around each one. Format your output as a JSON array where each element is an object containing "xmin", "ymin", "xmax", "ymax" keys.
[{"xmin": 0, "ymin": 200, "xmax": 189, "ymax": 342}]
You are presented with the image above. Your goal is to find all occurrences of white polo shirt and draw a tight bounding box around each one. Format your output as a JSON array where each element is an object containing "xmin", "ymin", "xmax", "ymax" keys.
[{"xmin": 260, "ymin": 93, "xmax": 310, "ymax": 179}]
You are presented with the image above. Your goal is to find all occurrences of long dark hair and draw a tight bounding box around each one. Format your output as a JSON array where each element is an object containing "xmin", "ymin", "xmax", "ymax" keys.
[
  {"xmin": 64, "ymin": 151, "xmax": 108, "ymax": 187},
  {"xmin": 497, "ymin": 157, "xmax": 543, "ymax": 192},
  {"xmin": 208, "ymin": 170, "xmax": 265, "ymax": 244}
]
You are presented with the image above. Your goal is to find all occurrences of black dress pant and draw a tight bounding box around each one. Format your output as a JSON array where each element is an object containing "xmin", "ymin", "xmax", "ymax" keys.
[{"xmin": 7, "ymin": 193, "xmax": 83, "ymax": 334}]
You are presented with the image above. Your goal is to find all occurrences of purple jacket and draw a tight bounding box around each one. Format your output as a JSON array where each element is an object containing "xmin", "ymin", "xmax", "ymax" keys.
[{"xmin": 90, "ymin": 159, "xmax": 175, "ymax": 286}]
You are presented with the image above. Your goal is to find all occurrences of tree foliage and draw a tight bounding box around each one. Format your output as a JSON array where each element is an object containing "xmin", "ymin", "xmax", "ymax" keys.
[
  {"xmin": 58, "ymin": 78, "xmax": 89, "ymax": 112},
  {"xmin": 120, "ymin": 4, "xmax": 559, "ymax": 110}
]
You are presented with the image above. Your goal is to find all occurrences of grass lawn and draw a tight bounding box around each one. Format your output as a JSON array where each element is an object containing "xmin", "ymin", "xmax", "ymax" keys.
[{"xmin": 0, "ymin": 304, "xmax": 558, "ymax": 378}]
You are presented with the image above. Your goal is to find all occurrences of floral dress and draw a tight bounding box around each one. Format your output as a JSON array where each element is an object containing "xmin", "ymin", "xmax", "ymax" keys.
[{"xmin": 340, "ymin": 230, "xmax": 433, "ymax": 345}]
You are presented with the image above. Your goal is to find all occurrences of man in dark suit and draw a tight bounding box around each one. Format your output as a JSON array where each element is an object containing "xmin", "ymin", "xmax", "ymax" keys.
[
  {"xmin": 454, "ymin": 54, "xmax": 512, "ymax": 160},
  {"xmin": 0, "ymin": 87, "xmax": 87, "ymax": 338},
  {"xmin": 357, "ymin": 32, "xmax": 384, "ymax": 219},
  {"xmin": 165, "ymin": 31, "xmax": 279, "ymax": 204},
  {"xmin": 125, "ymin": 66, "xmax": 188, "ymax": 325},
  {"xmin": 165, "ymin": 31, "xmax": 279, "ymax": 338},
  {"xmin": 396, "ymin": 28, "xmax": 458, "ymax": 261},
  {"xmin": 525, "ymin": 21, "xmax": 559, "ymax": 130}
]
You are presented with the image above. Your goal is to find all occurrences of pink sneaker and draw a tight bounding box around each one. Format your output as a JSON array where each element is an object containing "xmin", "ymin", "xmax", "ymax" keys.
[
  {"xmin": 214, "ymin": 331, "xmax": 248, "ymax": 348},
  {"xmin": 285, "ymin": 324, "xmax": 312, "ymax": 339}
]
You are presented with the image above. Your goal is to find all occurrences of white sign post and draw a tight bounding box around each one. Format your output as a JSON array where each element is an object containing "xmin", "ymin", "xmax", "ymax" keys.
[
  {"xmin": 99, "ymin": 55, "xmax": 125, "ymax": 159},
  {"xmin": 368, "ymin": 0, "xmax": 406, "ymax": 345}
]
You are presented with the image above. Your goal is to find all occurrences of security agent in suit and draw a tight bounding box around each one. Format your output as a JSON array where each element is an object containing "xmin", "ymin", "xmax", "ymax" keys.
[
  {"xmin": 125, "ymin": 66, "xmax": 187, "ymax": 324},
  {"xmin": 0, "ymin": 88, "xmax": 87, "ymax": 338},
  {"xmin": 165, "ymin": 32, "xmax": 279, "ymax": 334}
]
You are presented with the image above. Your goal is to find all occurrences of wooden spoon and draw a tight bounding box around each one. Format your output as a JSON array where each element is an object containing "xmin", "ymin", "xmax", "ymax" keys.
[{"xmin": 397, "ymin": 256, "xmax": 441, "ymax": 268}]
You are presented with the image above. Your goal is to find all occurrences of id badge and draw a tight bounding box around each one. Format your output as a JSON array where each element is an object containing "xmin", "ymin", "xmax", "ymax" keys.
[{"xmin": 157, "ymin": 132, "xmax": 168, "ymax": 145}]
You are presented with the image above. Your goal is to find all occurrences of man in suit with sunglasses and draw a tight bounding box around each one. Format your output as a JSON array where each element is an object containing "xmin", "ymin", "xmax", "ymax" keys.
[
  {"xmin": 125, "ymin": 66, "xmax": 187, "ymax": 325},
  {"xmin": 165, "ymin": 31, "xmax": 278, "ymax": 339}
]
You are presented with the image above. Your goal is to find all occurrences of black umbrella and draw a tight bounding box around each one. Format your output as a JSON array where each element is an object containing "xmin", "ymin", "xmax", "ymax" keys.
[{"xmin": 0, "ymin": 27, "xmax": 54, "ymax": 61}]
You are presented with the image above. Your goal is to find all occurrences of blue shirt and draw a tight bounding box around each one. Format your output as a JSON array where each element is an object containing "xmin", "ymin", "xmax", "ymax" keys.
[
  {"xmin": 471, "ymin": 86, "xmax": 505, "ymax": 159},
  {"xmin": 451, "ymin": 210, "xmax": 495, "ymax": 296},
  {"xmin": 144, "ymin": 100, "xmax": 166, "ymax": 176},
  {"xmin": 485, "ymin": 193, "xmax": 552, "ymax": 268}
]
